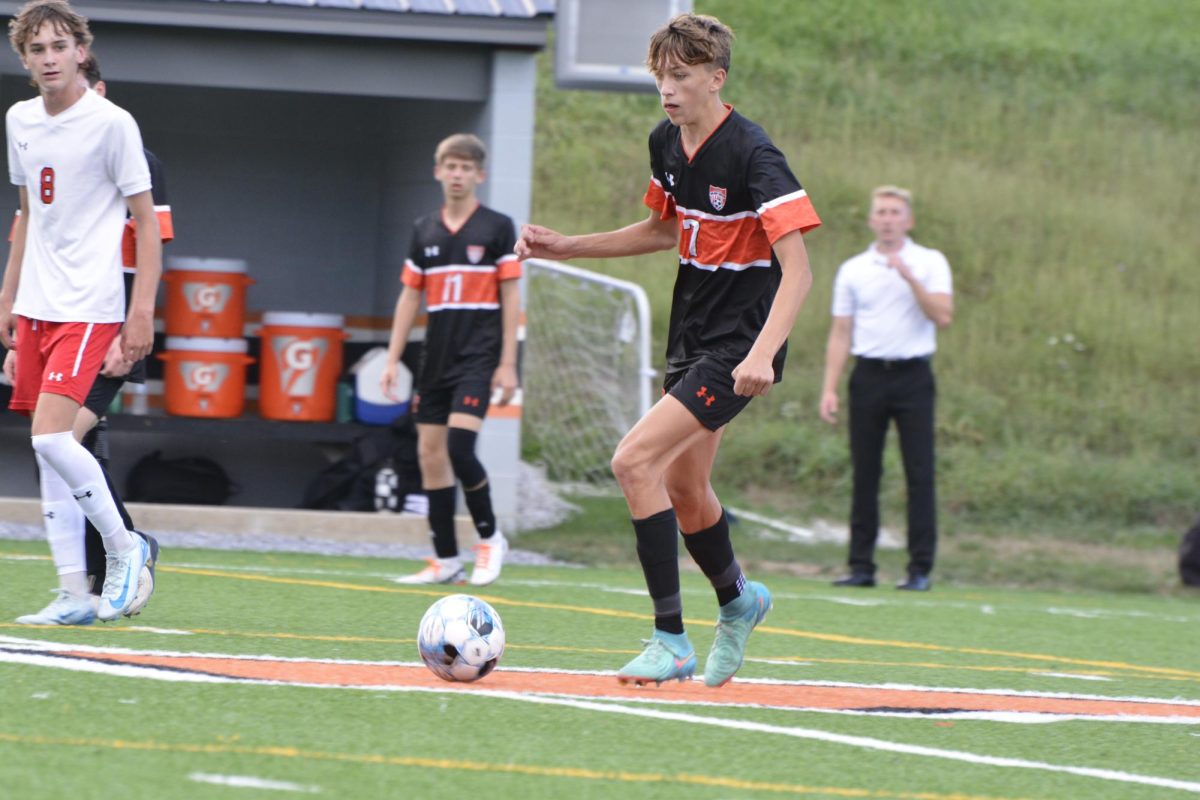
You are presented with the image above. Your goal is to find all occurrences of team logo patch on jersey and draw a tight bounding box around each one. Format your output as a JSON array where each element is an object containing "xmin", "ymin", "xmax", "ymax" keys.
[
  {"xmin": 466, "ymin": 245, "xmax": 485, "ymax": 265},
  {"xmin": 708, "ymin": 185, "xmax": 727, "ymax": 211}
]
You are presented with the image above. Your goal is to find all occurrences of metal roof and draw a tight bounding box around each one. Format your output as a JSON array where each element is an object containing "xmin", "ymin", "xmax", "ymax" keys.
[
  {"xmin": 198, "ymin": 0, "xmax": 555, "ymax": 18},
  {"xmin": 8, "ymin": 0, "xmax": 558, "ymax": 48}
]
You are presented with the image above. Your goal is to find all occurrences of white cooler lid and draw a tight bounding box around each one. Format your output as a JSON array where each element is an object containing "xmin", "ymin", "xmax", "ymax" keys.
[
  {"xmin": 261, "ymin": 311, "xmax": 345, "ymax": 329},
  {"xmin": 167, "ymin": 257, "xmax": 248, "ymax": 273},
  {"xmin": 165, "ymin": 336, "xmax": 249, "ymax": 353}
]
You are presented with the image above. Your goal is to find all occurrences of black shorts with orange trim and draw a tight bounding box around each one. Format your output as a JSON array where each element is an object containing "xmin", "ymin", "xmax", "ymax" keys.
[
  {"xmin": 663, "ymin": 357, "xmax": 753, "ymax": 431},
  {"xmin": 413, "ymin": 375, "xmax": 492, "ymax": 425}
]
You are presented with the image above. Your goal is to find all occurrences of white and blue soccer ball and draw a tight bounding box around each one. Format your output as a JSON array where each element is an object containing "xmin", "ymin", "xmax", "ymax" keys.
[{"xmin": 417, "ymin": 594, "xmax": 505, "ymax": 682}]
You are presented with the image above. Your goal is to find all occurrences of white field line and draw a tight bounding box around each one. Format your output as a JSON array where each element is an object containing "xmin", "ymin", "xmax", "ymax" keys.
[
  {"xmin": 503, "ymin": 693, "xmax": 1200, "ymax": 794},
  {"xmin": 2, "ymin": 635, "xmax": 1196, "ymax": 708},
  {"xmin": 188, "ymin": 773, "xmax": 319, "ymax": 793},
  {"xmin": 3, "ymin": 636, "xmax": 1200, "ymax": 728}
]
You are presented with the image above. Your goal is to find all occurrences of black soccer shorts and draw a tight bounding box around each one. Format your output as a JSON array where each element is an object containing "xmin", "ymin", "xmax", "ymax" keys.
[{"xmin": 663, "ymin": 357, "xmax": 756, "ymax": 431}]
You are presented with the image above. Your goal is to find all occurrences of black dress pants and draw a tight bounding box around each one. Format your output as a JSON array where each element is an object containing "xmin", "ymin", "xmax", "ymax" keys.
[{"xmin": 847, "ymin": 358, "xmax": 937, "ymax": 576}]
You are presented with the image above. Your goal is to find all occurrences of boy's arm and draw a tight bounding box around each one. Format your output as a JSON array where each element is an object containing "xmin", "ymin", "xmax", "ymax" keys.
[
  {"xmin": 381, "ymin": 285, "xmax": 422, "ymax": 401},
  {"xmin": 122, "ymin": 190, "xmax": 162, "ymax": 362},
  {"xmin": 731, "ymin": 229, "xmax": 814, "ymax": 397},
  {"xmin": 515, "ymin": 211, "xmax": 677, "ymax": 261},
  {"xmin": 492, "ymin": 278, "xmax": 521, "ymax": 405},
  {"xmin": 0, "ymin": 187, "xmax": 29, "ymax": 349}
]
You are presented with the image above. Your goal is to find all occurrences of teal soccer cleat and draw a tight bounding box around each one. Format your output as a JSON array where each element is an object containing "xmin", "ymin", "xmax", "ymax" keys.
[
  {"xmin": 703, "ymin": 581, "xmax": 772, "ymax": 687},
  {"xmin": 616, "ymin": 631, "xmax": 697, "ymax": 687}
]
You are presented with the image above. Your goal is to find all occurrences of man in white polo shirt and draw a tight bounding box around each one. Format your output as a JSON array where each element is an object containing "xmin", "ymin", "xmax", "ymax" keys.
[
  {"xmin": 0, "ymin": 0, "xmax": 161, "ymax": 623},
  {"xmin": 819, "ymin": 186, "xmax": 953, "ymax": 591}
]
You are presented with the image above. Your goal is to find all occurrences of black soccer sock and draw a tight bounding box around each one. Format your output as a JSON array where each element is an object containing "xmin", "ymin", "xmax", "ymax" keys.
[
  {"xmin": 462, "ymin": 481, "xmax": 497, "ymax": 539},
  {"xmin": 682, "ymin": 508, "xmax": 745, "ymax": 607},
  {"xmin": 634, "ymin": 508, "xmax": 684, "ymax": 635},
  {"xmin": 427, "ymin": 486, "xmax": 459, "ymax": 559}
]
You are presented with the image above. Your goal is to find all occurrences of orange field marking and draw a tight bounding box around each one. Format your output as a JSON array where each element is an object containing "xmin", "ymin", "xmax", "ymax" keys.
[{"xmin": 59, "ymin": 650, "xmax": 1200, "ymax": 720}]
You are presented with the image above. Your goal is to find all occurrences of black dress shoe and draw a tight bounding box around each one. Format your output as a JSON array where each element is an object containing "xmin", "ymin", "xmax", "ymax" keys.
[
  {"xmin": 896, "ymin": 573, "xmax": 931, "ymax": 591},
  {"xmin": 832, "ymin": 572, "xmax": 876, "ymax": 588}
]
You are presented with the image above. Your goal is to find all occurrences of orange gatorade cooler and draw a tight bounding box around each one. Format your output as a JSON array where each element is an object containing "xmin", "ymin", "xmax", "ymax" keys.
[
  {"xmin": 163, "ymin": 257, "xmax": 254, "ymax": 337},
  {"xmin": 158, "ymin": 337, "xmax": 253, "ymax": 418},
  {"xmin": 258, "ymin": 312, "xmax": 346, "ymax": 422}
]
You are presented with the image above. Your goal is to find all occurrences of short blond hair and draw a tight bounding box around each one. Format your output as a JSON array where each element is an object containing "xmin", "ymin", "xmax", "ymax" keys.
[
  {"xmin": 434, "ymin": 133, "xmax": 487, "ymax": 168},
  {"xmin": 8, "ymin": 0, "xmax": 92, "ymax": 57},
  {"xmin": 871, "ymin": 185, "xmax": 913, "ymax": 214},
  {"xmin": 646, "ymin": 13, "xmax": 734, "ymax": 76}
]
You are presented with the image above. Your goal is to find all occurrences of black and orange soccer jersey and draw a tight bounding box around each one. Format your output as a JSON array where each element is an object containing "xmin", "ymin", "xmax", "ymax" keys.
[
  {"xmin": 643, "ymin": 107, "xmax": 821, "ymax": 380},
  {"xmin": 402, "ymin": 204, "xmax": 520, "ymax": 388}
]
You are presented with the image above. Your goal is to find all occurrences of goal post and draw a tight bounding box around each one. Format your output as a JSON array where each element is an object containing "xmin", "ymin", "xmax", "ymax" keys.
[{"xmin": 522, "ymin": 259, "xmax": 656, "ymax": 484}]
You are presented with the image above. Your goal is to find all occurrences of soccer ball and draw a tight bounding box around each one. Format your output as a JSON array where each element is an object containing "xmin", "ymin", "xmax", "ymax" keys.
[{"xmin": 417, "ymin": 594, "xmax": 505, "ymax": 682}]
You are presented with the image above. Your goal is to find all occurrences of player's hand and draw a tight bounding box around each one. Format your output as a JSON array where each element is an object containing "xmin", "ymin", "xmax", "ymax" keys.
[
  {"xmin": 491, "ymin": 363, "xmax": 518, "ymax": 406},
  {"xmin": 819, "ymin": 389, "xmax": 839, "ymax": 425},
  {"xmin": 731, "ymin": 353, "xmax": 774, "ymax": 397},
  {"xmin": 515, "ymin": 224, "xmax": 571, "ymax": 261},
  {"xmin": 2, "ymin": 348, "xmax": 15, "ymax": 384},
  {"xmin": 380, "ymin": 362, "xmax": 397, "ymax": 402},
  {"xmin": 120, "ymin": 311, "xmax": 154, "ymax": 363},
  {"xmin": 886, "ymin": 253, "xmax": 915, "ymax": 283},
  {"xmin": 100, "ymin": 337, "xmax": 133, "ymax": 378}
]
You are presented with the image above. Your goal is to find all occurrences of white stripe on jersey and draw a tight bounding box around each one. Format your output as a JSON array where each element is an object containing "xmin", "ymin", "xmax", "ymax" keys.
[
  {"xmin": 756, "ymin": 189, "xmax": 809, "ymax": 216},
  {"xmin": 680, "ymin": 257, "xmax": 773, "ymax": 273},
  {"xmin": 424, "ymin": 265, "xmax": 498, "ymax": 275},
  {"xmin": 71, "ymin": 324, "xmax": 95, "ymax": 377},
  {"xmin": 675, "ymin": 204, "xmax": 759, "ymax": 223},
  {"xmin": 426, "ymin": 301, "xmax": 501, "ymax": 312},
  {"xmin": 153, "ymin": 204, "xmax": 171, "ymax": 212}
]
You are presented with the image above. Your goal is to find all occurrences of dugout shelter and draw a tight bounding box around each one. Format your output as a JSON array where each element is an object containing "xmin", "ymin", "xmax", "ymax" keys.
[{"xmin": 0, "ymin": 0, "xmax": 553, "ymax": 523}]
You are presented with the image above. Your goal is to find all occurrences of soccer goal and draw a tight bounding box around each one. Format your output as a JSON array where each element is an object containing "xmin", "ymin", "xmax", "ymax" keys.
[{"xmin": 522, "ymin": 259, "xmax": 656, "ymax": 484}]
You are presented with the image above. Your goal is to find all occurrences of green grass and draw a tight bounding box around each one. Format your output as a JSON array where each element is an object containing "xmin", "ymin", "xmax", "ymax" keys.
[
  {"xmin": 525, "ymin": 0, "xmax": 1200, "ymax": 541},
  {"xmin": 2, "ymin": 540, "xmax": 1199, "ymax": 798}
]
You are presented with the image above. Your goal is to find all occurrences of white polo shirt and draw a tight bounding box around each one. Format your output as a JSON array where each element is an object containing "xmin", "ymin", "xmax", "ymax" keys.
[
  {"xmin": 831, "ymin": 237, "xmax": 952, "ymax": 359},
  {"xmin": 7, "ymin": 89, "xmax": 151, "ymax": 323}
]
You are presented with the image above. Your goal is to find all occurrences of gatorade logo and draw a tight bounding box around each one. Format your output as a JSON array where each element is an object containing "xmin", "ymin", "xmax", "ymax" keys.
[
  {"xmin": 272, "ymin": 336, "xmax": 328, "ymax": 397},
  {"xmin": 183, "ymin": 282, "xmax": 232, "ymax": 313},
  {"xmin": 181, "ymin": 361, "xmax": 229, "ymax": 392}
]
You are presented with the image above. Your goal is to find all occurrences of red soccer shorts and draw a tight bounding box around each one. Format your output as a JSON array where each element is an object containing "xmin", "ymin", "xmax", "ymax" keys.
[{"xmin": 8, "ymin": 316, "xmax": 121, "ymax": 414}]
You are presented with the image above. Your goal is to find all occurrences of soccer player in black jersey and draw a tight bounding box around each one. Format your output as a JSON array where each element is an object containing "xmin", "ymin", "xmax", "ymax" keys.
[
  {"xmin": 382, "ymin": 133, "xmax": 520, "ymax": 587},
  {"xmin": 517, "ymin": 13, "xmax": 821, "ymax": 686}
]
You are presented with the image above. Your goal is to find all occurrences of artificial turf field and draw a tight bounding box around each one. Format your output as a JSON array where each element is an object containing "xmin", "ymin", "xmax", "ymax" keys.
[{"xmin": 1, "ymin": 538, "xmax": 1197, "ymax": 799}]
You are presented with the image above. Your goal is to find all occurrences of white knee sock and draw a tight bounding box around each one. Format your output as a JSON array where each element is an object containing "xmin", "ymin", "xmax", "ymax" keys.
[
  {"xmin": 35, "ymin": 453, "xmax": 89, "ymax": 594},
  {"xmin": 31, "ymin": 431, "xmax": 134, "ymax": 555}
]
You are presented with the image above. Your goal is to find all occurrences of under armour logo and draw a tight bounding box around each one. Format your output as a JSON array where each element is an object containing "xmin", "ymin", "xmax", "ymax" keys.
[
  {"xmin": 47, "ymin": 371, "xmax": 64, "ymax": 382},
  {"xmin": 73, "ymin": 490, "xmax": 93, "ymax": 501},
  {"xmin": 666, "ymin": 173, "xmax": 676, "ymax": 187},
  {"xmin": 696, "ymin": 386, "xmax": 716, "ymax": 407},
  {"xmin": 462, "ymin": 396, "xmax": 480, "ymax": 408},
  {"xmin": 44, "ymin": 511, "xmax": 55, "ymax": 519},
  {"xmin": 17, "ymin": 141, "xmax": 28, "ymax": 151},
  {"xmin": 424, "ymin": 245, "xmax": 439, "ymax": 258}
]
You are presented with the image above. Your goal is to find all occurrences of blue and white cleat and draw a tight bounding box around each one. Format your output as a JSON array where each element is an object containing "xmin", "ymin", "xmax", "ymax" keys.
[
  {"xmin": 16, "ymin": 589, "xmax": 96, "ymax": 626},
  {"xmin": 703, "ymin": 581, "xmax": 772, "ymax": 687},
  {"xmin": 616, "ymin": 630, "xmax": 696, "ymax": 687},
  {"xmin": 123, "ymin": 533, "xmax": 160, "ymax": 618},
  {"xmin": 97, "ymin": 535, "xmax": 150, "ymax": 622}
]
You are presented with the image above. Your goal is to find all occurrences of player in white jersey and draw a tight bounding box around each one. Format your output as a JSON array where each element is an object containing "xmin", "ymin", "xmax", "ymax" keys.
[{"xmin": 0, "ymin": 0, "xmax": 161, "ymax": 624}]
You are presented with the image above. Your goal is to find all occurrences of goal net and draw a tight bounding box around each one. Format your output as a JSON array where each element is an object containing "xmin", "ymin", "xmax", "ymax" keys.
[{"xmin": 522, "ymin": 259, "xmax": 655, "ymax": 484}]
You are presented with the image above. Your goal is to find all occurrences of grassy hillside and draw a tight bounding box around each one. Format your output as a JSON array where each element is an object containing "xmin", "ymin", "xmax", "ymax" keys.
[{"xmin": 527, "ymin": 0, "xmax": 1199, "ymax": 545}]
